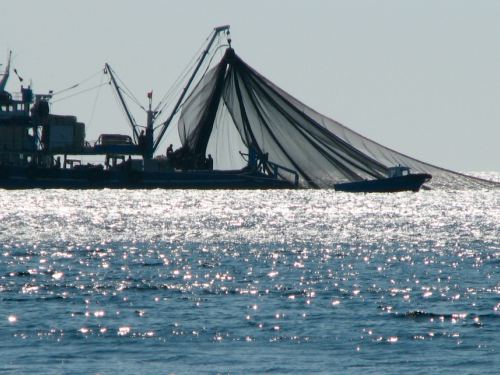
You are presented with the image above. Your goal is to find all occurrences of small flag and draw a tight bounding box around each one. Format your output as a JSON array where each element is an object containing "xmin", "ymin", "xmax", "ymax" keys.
[{"xmin": 147, "ymin": 91, "xmax": 152, "ymax": 99}]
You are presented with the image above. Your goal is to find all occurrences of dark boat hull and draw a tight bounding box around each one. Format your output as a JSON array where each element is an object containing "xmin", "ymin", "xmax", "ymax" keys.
[
  {"xmin": 0, "ymin": 166, "xmax": 296, "ymax": 190},
  {"xmin": 334, "ymin": 173, "xmax": 432, "ymax": 193}
]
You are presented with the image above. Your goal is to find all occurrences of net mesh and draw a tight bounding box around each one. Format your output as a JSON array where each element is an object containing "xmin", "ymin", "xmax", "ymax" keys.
[{"xmin": 178, "ymin": 48, "xmax": 499, "ymax": 190}]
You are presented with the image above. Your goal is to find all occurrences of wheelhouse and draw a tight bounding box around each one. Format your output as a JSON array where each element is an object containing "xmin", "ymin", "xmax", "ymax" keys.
[{"xmin": 388, "ymin": 166, "xmax": 410, "ymax": 178}]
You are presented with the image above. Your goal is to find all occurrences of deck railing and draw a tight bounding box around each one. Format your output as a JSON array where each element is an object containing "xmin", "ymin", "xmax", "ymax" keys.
[{"xmin": 263, "ymin": 160, "xmax": 299, "ymax": 187}]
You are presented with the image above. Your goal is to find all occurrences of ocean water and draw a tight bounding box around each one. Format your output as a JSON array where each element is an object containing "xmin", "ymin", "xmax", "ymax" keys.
[{"xmin": 1, "ymin": 180, "xmax": 500, "ymax": 374}]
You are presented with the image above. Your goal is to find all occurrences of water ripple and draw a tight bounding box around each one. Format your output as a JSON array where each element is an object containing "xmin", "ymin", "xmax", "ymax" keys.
[{"xmin": 1, "ymin": 185, "xmax": 500, "ymax": 373}]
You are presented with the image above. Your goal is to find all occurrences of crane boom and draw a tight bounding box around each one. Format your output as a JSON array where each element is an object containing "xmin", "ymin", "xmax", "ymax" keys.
[
  {"xmin": 152, "ymin": 25, "xmax": 230, "ymax": 153},
  {"xmin": 106, "ymin": 63, "xmax": 141, "ymax": 142}
]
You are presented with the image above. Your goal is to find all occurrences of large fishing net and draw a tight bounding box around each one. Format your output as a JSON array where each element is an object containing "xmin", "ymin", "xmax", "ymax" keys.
[{"xmin": 177, "ymin": 48, "xmax": 498, "ymax": 190}]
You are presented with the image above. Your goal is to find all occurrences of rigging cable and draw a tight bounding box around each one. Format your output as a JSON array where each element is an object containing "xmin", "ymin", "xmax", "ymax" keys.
[
  {"xmin": 152, "ymin": 54, "xmax": 205, "ymax": 130},
  {"xmin": 154, "ymin": 33, "xmax": 213, "ymax": 115},
  {"xmin": 156, "ymin": 41, "xmax": 232, "ymax": 150},
  {"xmin": 50, "ymin": 70, "xmax": 104, "ymax": 97},
  {"xmin": 153, "ymin": 56, "xmax": 203, "ymax": 121},
  {"xmin": 153, "ymin": 32, "xmax": 228, "ymax": 126},
  {"xmin": 110, "ymin": 67, "xmax": 146, "ymax": 111},
  {"xmin": 109, "ymin": 82, "xmax": 139, "ymax": 142},
  {"xmin": 85, "ymin": 69, "xmax": 106, "ymax": 132},
  {"xmin": 153, "ymin": 42, "xmax": 230, "ymax": 134},
  {"xmin": 50, "ymin": 82, "xmax": 108, "ymax": 103}
]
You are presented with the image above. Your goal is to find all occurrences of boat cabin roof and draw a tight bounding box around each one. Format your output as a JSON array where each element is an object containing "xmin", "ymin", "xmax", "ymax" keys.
[{"xmin": 97, "ymin": 134, "xmax": 134, "ymax": 146}]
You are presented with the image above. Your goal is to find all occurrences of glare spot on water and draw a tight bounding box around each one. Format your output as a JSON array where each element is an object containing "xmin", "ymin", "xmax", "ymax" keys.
[
  {"xmin": 118, "ymin": 327, "xmax": 131, "ymax": 336},
  {"xmin": 22, "ymin": 285, "xmax": 39, "ymax": 294}
]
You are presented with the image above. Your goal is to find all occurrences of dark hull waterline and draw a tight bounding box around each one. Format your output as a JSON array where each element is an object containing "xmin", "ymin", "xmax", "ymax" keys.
[
  {"xmin": 0, "ymin": 166, "xmax": 296, "ymax": 190},
  {"xmin": 334, "ymin": 173, "xmax": 432, "ymax": 193}
]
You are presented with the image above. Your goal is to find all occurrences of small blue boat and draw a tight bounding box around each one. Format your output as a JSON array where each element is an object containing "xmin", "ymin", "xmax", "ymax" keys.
[{"xmin": 334, "ymin": 166, "xmax": 432, "ymax": 193}]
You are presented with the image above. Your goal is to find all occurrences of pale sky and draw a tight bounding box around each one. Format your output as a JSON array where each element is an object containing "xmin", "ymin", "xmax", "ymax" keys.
[{"xmin": 1, "ymin": 1, "xmax": 499, "ymax": 172}]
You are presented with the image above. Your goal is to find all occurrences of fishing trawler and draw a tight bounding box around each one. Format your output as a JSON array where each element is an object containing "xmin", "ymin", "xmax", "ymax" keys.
[{"xmin": 0, "ymin": 27, "xmax": 298, "ymax": 190}]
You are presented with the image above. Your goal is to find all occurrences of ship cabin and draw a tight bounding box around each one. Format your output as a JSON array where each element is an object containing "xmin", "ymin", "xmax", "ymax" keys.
[{"xmin": 387, "ymin": 166, "xmax": 411, "ymax": 178}]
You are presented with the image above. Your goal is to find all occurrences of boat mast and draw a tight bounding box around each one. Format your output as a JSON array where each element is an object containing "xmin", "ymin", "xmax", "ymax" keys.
[
  {"xmin": 152, "ymin": 25, "xmax": 230, "ymax": 153},
  {"xmin": 145, "ymin": 91, "xmax": 155, "ymax": 159},
  {"xmin": 0, "ymin": 51, "xmax": 12, "ymax": 92}
]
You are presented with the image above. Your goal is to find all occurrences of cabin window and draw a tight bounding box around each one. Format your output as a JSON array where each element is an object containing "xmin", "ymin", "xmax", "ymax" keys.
[{"xmin": 388, "ymin": 167, "xmax": 410, "ymax": 178}]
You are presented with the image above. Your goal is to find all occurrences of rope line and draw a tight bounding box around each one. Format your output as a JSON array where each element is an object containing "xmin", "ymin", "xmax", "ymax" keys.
[
  {"xmin": 51, "ymin": 82, "xmax": 108, "ymax": 103},
  {"xmin": 51, "ymin": 70, "xmax": 104, "ymax": 96}
]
